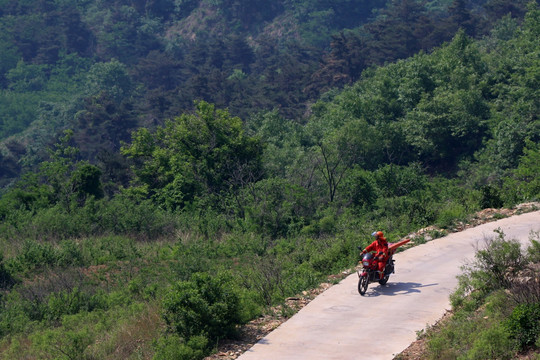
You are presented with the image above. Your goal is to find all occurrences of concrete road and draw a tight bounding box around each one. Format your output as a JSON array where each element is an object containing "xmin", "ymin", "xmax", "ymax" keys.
[{"xmin": 238, "ymin": 210, "xmax": 540, "ymax": 360}]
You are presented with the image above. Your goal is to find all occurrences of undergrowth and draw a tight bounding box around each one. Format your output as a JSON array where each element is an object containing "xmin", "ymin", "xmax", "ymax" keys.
[{"xmin": 423, "ymin": 230, "xmax": 540, "ymax": 360}]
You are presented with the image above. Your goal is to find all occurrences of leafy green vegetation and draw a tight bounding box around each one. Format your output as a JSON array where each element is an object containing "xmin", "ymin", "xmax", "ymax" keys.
[
  {"xmin": 0, "ymin": 0, "xmax": 539, "ymax": 358},
  {"xmin": 423, "ymin": 231, "xmax": 540, "ymax": 360}
]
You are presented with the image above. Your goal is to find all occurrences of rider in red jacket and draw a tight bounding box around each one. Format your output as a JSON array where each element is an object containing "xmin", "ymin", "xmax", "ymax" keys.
[{"xmin": 361, "ymin": 231, "xmax": 389, "ymax": 279}]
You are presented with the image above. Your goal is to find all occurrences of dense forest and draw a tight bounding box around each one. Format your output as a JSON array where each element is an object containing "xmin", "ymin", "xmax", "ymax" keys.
[
  {"xmin": 0, "ymin": 0, "xmax": 539, "ymax": 358},
  {"xmin": 0, "ymin": 0, "xmax": 533, "ymax": 185}
]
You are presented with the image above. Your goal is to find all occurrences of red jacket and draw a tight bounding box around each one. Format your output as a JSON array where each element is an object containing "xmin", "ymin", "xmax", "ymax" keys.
[{"xmin": 364, "ymin": 239, "xmax": 389, "ymax": 260}]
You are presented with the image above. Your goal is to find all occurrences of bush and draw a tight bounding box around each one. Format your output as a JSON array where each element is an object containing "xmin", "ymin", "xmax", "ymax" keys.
[
  {"xmin": 242, "ymin": 178, "xmax": 311, "ymax": 238},
  {"xmin": 153, "ymin": 334, "xmax": 209, "ymax": 360},
  {"xmin": 56, "ymin": 240, "xmax": 84, "ymax": 267},
  {"xmin": 341, "ymin": 166, "xmax": 377, "ymax": 209},
  {"xmin": 504, "ymin": 303, "xmax": 540, "ymax": 350},
  {"xmin": 29, "ymin": 205, "xmax": 90, "ymax": 240},
  {"xmin": 7, "ymin": 240, "xmax": 57, "ymax": 274},
  {"xmin": 479, "ymin": 185, "xmax": 504, "ymax": 209},
  {"xmin": 527, "ymin": 233, "xmax": 540, "ymax": 263},
  {"xmin": 372, "ymin": 163, "xmax": 427, "ymax": 198},
  {"xmin": 425, "ymin": 313, "xmax": 476, "ymax": 359},
  {"xmin": 0, "ymin": 253, "xmax": 15, "ymax": 289},
  {"xmin": 162, "ymin": 272, "xmax": 244, "ymax": 344},
  {"xmin": 45, "ymin": 287, "xmax": 106, "ymax": 321},
  {"xmin": 88, "ymin": 235, "xmax": 140, "ymax": 263},
  {"xmin": 465, "ymin": 324, "xmax": 516, "ymax": 360},
  {"xmin": 472, "ymin": 230, "xmax": 527, "ymax": 290},
  {"xmin": 30, "ymin": 326, "xmax": 93, "ymax": 360},
  {"xmin": 95, "ymin": 196, "xmax": 177, "ymax": 240},
  {"xmin": 451, "ymin": 230, "xmax": 529, "ymax": 310},
  {"xmin": 435, "ymin": 201, "xmax": 468, "ymax": 229},
  {"xmin": 239, "ymin": 255, "xmax": 286, "ymax": 306},
  {"xmin": 0, "ymin": 291, "xmax": 32, "ymax": 336},
  {"xmin": 509, "ymin": 271, "xmax": 540, "ymax": 305}
]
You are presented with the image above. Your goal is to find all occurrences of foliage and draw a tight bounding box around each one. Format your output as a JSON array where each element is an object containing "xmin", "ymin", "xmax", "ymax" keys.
[
  {"xmin": 122, "ymin": 101, "xmax": 263, "ymax": 210},
  {"xmin": 242, "ymin": 177, "xmax": 311, "ymax": 238},
  {"xmin": 0, "ymin": 253, "xmax": 15, "ymax": 290},
  {"xmin": 464, "ymin": 323, "xmax": 517, "ymax": 360},
  {"xmin": 153, "ymin": 334, "xmax": 209, "ymax": 360},
  {"xmin": 0, "ymin": 2, "xmax": 538, "ymax": 358},
  {"xmin": 84, "ymin": 59, "xmax": 134, "ymax": 102},
  {"xmin": 435, "ymin": 201, "xmax": 469, "ymax": 229},
  {"xmin": 479, "ymin": 184, "xmax": 504, "ymax": 209},
  {"xmin": 451, "ymin": 230, "xmax": 528, "ymax": 308},
  {"xmin": 30, "ymin": 326, "xmax": 93, "ymax": 360},
  {"xmin": 427, "ymin": 230, "xmax": 540, "ymax": 360},
  {"xmin": 504, "ymin": 303, "xmax": 540, "ymax": 350},
  {"xmin": 503, "ymin": 139, "xmax": 540, "ymax": 203},
  {"xmin": 162, "ymin": 272, "xmax": 244, "ymax": 345},
  {"xmin": 527, "ymin": 232, "xmax": 540, "ymax": 263}
]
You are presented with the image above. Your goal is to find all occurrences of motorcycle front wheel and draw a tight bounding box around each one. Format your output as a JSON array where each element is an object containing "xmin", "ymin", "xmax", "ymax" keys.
[{"xmin": 358, "ymin": 275, "xmax": 369, "ymax": 295}]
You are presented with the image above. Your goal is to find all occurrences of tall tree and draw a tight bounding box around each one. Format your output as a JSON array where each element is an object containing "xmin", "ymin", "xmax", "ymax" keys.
[
  {"xmin": 364, "ymin": 0, "xmax": 434, "ymax": 64},
  {"xmin": 306, "ymin": 31, "xmax": 367, "ymax": 97},
  {"xmin": 122, "ymin": 101, "xmax": 263, "ymax": 209}
]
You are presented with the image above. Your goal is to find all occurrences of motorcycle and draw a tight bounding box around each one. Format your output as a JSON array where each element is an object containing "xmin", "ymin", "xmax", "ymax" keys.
[
  {"xmin": 357, "ymin": 239, "xmax": 410, "ymax": 296},
  {"xmin": 357, "ymin": 252, "xmax": 395, "ymax": 295}
]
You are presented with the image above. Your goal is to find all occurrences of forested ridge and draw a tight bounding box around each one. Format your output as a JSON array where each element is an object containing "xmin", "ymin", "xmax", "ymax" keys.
[
  {"xmin": 0, "ymin": 0, "xmax": 533, "ymax": 184},
  {"xmin": 0, "ymin": 0, "xmax": 539, "ymax": 358}
]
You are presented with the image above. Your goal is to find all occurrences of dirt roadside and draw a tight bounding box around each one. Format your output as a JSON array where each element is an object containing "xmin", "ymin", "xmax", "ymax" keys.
[{"xmin": 205, "ymin": 203, "xmax": 540, "ymax": 360}]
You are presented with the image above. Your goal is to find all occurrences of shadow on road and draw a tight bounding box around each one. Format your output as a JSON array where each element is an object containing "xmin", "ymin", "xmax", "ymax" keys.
[{"xmin": 363, "ymin": 282, "xmax": 438, "ymax": 297}]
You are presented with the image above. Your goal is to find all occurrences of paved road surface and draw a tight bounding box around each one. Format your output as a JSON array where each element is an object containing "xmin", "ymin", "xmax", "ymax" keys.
[{"xmin": 238, "ymin": 210, "xmax": 540, "ymax": 360}]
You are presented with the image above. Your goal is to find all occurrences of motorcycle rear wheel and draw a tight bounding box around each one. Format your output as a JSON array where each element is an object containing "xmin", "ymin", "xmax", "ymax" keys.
[
  {"xmin": 378, "ymin": 274, "xmax": 390, "ymax": 285},
  {"xmin": 358, "ymin": 275, "xmax": 369, "ymax": 295}
]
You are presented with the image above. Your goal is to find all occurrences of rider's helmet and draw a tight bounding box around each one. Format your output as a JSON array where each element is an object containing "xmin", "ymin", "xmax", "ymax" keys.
[{"xmin": 372, "ymin": 231, "xmax": 386, "ymax": 241}]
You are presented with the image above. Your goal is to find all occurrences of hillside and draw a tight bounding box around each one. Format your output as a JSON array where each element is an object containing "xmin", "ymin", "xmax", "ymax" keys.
[
  {"xmin": 0, "ymin": 0, "xmax": 532, "ymax": 188},
  {"xmin": 0, "ymin": 0, "xmax": 538, "ymax": 359}
]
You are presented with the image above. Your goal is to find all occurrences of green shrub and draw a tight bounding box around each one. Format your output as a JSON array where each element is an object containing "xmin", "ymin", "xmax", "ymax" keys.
[
  {"xmin": 281, "ymin": 261, "xmax": 322, "ymax": 297},
  {"xmin": 504, "ymin": 303, "xmax": 540, "ymax": 350},
  {"xmin": 90, "ymin": 235, "xmax": 140, "ymax": 263},
  {"xmin": 0, "ymin": 253, "xmax": 15, "ymax": 289},
  {"xmin": 426, "ymin": 335, "xmax": 454, "ymax": 359},
  {"xmin": 170, "ymin": 241, "xmax": 214, "ymax": 281},
  {"xmin": 452, "ymin": 230, "xmax": 528, "ymax": 309},
  {"xmin": 30, "ymin": 327, "xmax": 93, "ymax": 360},
  {"xmin": 465, "ymin": 324, "xmax": 516, "ymax": 360},
  {"xmin": 471, "ymin": 230, "xmax": 527, "ymax": 290},
  {"xmin": 426, "ymin": 314, "xmax": 473, "ymax": 359},
  {"xmin": 452, "ymin": 231, "xmax": 529, "ymax": 311},
  {"xmin": 162, "ymin": 272, "xmax": 243, "ymax": 344},
  {"xmin": 96, "ymin": 196, "xmax": 177, "ymax": 240},
  {"xmin": 0, "ymin": 291, "xmax": 33, "ymax": 336},
  {"xmin": 307, "ymin": 234, "xmax": 356, "ymax": 274},
  {"xmin": 479, "ymin": 185, "xmax": 504, "ymax": 209},
  {"xmin": 373, "ymin": 163, "xmax": 427, "ymax": 198},
  {"xmin": 239, "ymin": 255, "xmax": 286, "ymax": 306},
  {"xmin": 56, "ymin": 240, "xmax": 84, "ymax": 267},
  {"xmin": 29, "ymin": 205, "xmax": 88, "ymax": 240},
  {"xmin": 527, "ymin": 234, "xmax": 540, "ymax": 263},
  {"xmin": 45, "ymin": 288, "xmax": 106, "ymax": 321},
  {"xmin": 341, "ymin": 166, "xmax": 377, "ymax": 209},
  {"xmin": 242, "ymin": 177, "xmax": 311, "ymax": 238},
  {"xmin": 7, "ymin": 240, "xmax": 57, "ymax": 274},
  {"xmin": 153, "ymin": 334, "xmax": 209, "ymax": 360},
  {"xmin": 435, "ymin": 201, "xmax": 467, "ymax": 229},
  {"xmin": 318, "ymin": 215, "xmax": 336, "ymax": 234},
  {"xmin": 503, "ymin": 139, "xmax": 540, "ymax": 203}
]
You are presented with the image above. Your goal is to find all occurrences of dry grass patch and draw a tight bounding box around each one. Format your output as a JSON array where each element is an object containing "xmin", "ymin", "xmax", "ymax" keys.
[{"xmin": 88, "ymin": 302, "xmax": 164, "ymax": 360}]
